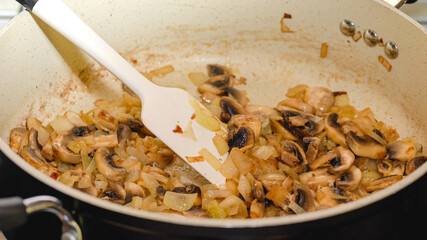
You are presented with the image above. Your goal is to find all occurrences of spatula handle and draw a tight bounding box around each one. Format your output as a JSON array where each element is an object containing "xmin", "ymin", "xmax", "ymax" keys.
[{"xmin": 17, "ymin": 0, "xmax": 157, "ymax": 98}]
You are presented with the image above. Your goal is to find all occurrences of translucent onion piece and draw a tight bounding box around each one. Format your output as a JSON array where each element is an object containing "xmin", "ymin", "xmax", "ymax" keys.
[
  {"xmin": 288, "ymin": 201, "xmax": 306, "ymax": 214},
  {"xmin": 50, "ymin": 117, "xmax": 74, "ymax": 133},
  {"xmin": 163, "ymin": 191, "xmax": 197, "ymax": 211}
]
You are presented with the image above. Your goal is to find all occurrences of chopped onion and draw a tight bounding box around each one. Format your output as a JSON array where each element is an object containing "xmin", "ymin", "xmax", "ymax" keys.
[
  {"xmin": 125, "ymin": 196, "xmax": 143, "ymax": 209},
  {"xmin": 212, "ymin": 135, "xmax": 229, "ymax": 156},
  {"xmin": 77, "ymin": 174, "xmax": 92, "ymax": 189},
  {"xmin": 149, "ymin": 65, "xmax": 175, "ymax": 77},
  {"xmin": 182, "ymin": 121, "xmax": 197, "ymax": 141},
  {"xmin": 320, "ymin": 43, "xmax": 328, "ymax": 58},
  {"xmin": 205, "ymin": 190, "xmax": 232, "ymax": 199},
  {"xmin": 334, "ymin": 93, "xmax": 350, "ymax": 107},
  {"xmin": 126, "ymin": 147, "xmax": 150, "ymax": 165},
  {"xmin": 57, "ymin": 171, "xmax": 78, "ymax": 187},
  {"xmin": 219, "ymin": 155, "xmax": 238, "ymax": 179},
  {"xmin": 65, "ymin": 110, "xmax": 87, "ymax": 126},
  {"xmin": 199, "ymin": 148, "xmax": 222, "ymax": 170},
  {"xmin": 49, "ymin": 117, "xmax": 74, "ymax": 133},
  {"xmin": 251, "ymin": 145, "xmax": 277, "ymax": 160},
  {"xmin": 352, "ymin": 31, "xmax": 362, "ymax": 42},
  {"xmin": 229, "ymin": 148, "xmax": 252, "ymax": 174},
  {"xmin": 205, "ymin": 97, "xmax": 222, "ymax": 119},
  {"xmin": 288, "ymin": 201, "xmax": 306, "ymax": 214},
  {"xmin": 378, "ymin": 55, "xmax": 392, "ymax": 72},
  {"xmin": 278, "ymin": 163, "xmax": 300, "ymax": 181},
  {"xmin": 37, "ymin": 126, "xmax": 50, "ymax": 147},
  {"xmin": 188, "ymin": 72, "xmax": 209, "ymax": 87},
  {"xmin": 163, "ymin": 191, "xmax": 197, "ymax": 211},
  {"xmin": 195, "ymin": 108, "xmax": 221, "ymax": 131},
  {"xmin": 26, "ymin": 117, "xmax": 42, "ymax": 131},
  {"xmin": 140, "ymin": 172, "xmax": 159, "ymax": 197},
  {"xmin": 206, "ymin": 200, "xmax": 227, "ymax": 219},
  {"xmin": 237, "ymin": 174, "xmax": 252, "ymax": 202},
  {"xmin": 219, "ymin": 195, "xmax": 246, "ymax": 217}
]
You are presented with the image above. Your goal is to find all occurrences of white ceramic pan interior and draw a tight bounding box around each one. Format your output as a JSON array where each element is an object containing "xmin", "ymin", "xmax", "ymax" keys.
[{"xmin": 0, "ymin": 0, "xmax": 426, "ymax": 228}]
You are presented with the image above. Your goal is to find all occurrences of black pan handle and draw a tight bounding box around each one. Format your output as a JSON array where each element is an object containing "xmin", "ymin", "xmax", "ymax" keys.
[
  {"xmin": 0, "ymin": 196, "xmax": 82, "ymax": 240},
  {"xmin": 406, "ymin": 0, "xmax": 417, "ymax": 3}
]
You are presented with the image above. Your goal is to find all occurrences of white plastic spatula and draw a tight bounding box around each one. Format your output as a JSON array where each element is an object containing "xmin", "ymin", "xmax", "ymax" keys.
[{"xmin": 17, "ymin": 0, "xmax": 227, "ymax": 186}]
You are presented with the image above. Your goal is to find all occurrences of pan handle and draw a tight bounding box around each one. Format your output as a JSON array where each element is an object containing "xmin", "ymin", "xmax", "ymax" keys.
[
  {"xmin": 0, "ymin": 196, "xmax": 82, "ymax": 240},
  {"xmin": 383, "ymin": 0, "xmax": 417, "ymax": 8}
]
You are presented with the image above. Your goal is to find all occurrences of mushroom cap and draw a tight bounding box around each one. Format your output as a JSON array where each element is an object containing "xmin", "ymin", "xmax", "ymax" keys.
[
  {"xmin": 227, "ymin": 114, "xmax": 261, "ymax": 152},
  {"xmin": 280, "ymin": 110, "xmax": 325, "ymax": 137},
  {"xmin": 220, "ymin": 96, "xmax": 248, "ymax": 122},
  {"xmin": 198, "ymin": 74, "xmax": 233, "ymax": 95},
  {"xmin": 329, "ymin": 146, "xmax": 355, "ymax": 173},
  {"xmin": 277, "ymin": 98, "xmax": 316, "ymax": 114},
  {"xmin": 377, "ymin": 159, "xmax": 405, "ymax": 177},
  {"xmin": 342, "ymin": 121, "xmax": 386, "ymax": 159},
  {"xmin": 302, "ymin": 137, "xmax": 320, "ymax": 164},
  {"xmin": 299, "ymin": 168, "xmax": 339, "ymax": 191},
  {"xmin": 291, "ymin": 184, "xmax": 316, "ymax": 212},
  {"xmin": 281, "ymin": 140, "xmax": 307, "ymax": 167},
  {"xmin": 405, "ymin": 156, "xmax": 427, "ymax": 175},
  {"xmin": 9, "ymin": 128, "xmax": 28, "ymax": 153},
  {"xmin": 117, "ymin": 122, "xmax": 131, "ymax": 145},
  {"xmin": 207, "ymin": 64, "xmax": 230, "ymax": 77},
  {"xmin": 52, "ymin": 133, "xmax": 81, "ymax": 164},
  {"xmin": 94, "ymin": 147, "xmax": 127, "ymax": 182},
  {"xmin": 386, "ymin": 138, "xmax": 417, "ymax": 161},
  {"xmin": 224, "ymin": 87, "xmax": 249, "ymax": 106},
  {"xmin": 335, "ymin": 166, "xmax": 362, "ymax": 191},
  {"xmin": 324, "ymin": 113, "xmax": 347, "ymax": 147},
  {"xmin": 303, "ymin": 87, "xmax": 334, "ymax": 113}
]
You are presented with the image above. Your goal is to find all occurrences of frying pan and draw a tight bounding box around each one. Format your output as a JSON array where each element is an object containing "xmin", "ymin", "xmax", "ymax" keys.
[{"xmin": 0, "ymin": 0, "xmax": 426, "ymax": 239}]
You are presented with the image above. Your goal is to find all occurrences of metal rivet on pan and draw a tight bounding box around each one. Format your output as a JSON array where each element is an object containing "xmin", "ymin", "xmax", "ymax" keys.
[
  {"xmin": 363, "ymin": 29, "xmax": 378, "ymax": 47},
  {"xmin": 384, "ymin": 41, "xmax": 399, "ymax": 59},
  {"xmin": 340, "ymin": 19, "xmax": 356, "ymax": 36}
]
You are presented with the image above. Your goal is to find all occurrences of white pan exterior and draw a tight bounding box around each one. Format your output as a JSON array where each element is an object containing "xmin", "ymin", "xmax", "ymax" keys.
[{"xmin": 0, "ymin": 0, "xmax": 426, "ymax": 228}]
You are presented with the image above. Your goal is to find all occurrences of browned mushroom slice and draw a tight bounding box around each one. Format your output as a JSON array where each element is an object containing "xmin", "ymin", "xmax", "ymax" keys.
[
  {"xmin": 220, "ymin": 96, "xmax": 248, "ymax": 122},
  {"xmin": 386, "ymin": 138, "xmax": 417, "ymax": 162},
  {"xmin": 309, "ymin": 150, "xmax": 337, "ymax": 171},
  {"xmin": 207, "ymin": 64, "xmax": 231, "ymax": 77},
  {"xmin": 117, "ymin": 122, "xmax": 131, "ymax": 145},
  {"xmin": 280, "ymin": 140, "xmax": 307, "ymax": 167},
  {"xmin": 252, "ymin": 180, "xmax": 265, "ymax": 202},
  {"xmin": 377, "ymin": 159, "xmax": 405, "ymax": 176},
  {"xmin": 289, "ymin": 184, "xmax": 315, "ymax": 212},
  {"xmin": 341, "ymin": 121, "xmax": 386, "ymax": 159},
  {"xmin": 363, "ymin": 175, "xmax": 402, "ymax": 192},
  {"xmin": 302, "ymin": 137, "xmax": 320, "ymax": 164},
  {"xmin": 324, "ymin": 113, "xmax": 346, "ymax": 146},
  {"xmin": 9, "ymin": 128, "xmax": 28, "ymax": 153},
  {"xmin": 310, "ymin": 146, "xmax": 354, "ymax": 173},
  {"xmin": 336, "ymin": 166, "xmax": 362, "ymax": 191},
  {"xmin": 20, "ymin": 146, "xmax": 58, "ymax": 177},
  {"xmin": 277, "ymin": 98, "xmax": 316, "ymax": 114},
  {"xmin": 124, "ymin": 182, "xmax": 146, "ymax": 202},
  {"xmin": 147, "ymin": 147, "xmax": 174, "ymax": 169},
  {"xmin": 280, "ymin": 110, "xmax": 325, "ymax": 137},
  {"xmin": 405, "ymin": 156, "xmax": 427, "ymax": 175},
  {"xmin": 316, "ymin": 186, "xmax": 354, "ymax": 207},
  {"xmin": 224, "ymin": 87, "xmax": 249, "ymax": 106},
  {"xmin": 101, "ymin": 180, "xmax": 127, "ymax": 204},
  {"xmin": 303, "ymin": 87, "xmax": 334, "ymax": 113},
  {"xmin": 94, "ymin": 147, "xmax": 127, "ymax": 182},
  {"xmin": 80, "ymin": 134, "xmax": 118, "ymax": 149},
  {"xmin": 28, "ymin": 128, "xmax": 46, "ymax": 161},
  {"xmin": 198, "ymin": 75, "xmax": 233, "ymax": 95},
  {"xmin": 227, "ymin": 114, "xmax": 261, "ymax": 152},
  {"xmin": 52, "ymin": 133, "xmax": 81, "ymax": 164},
  {"xmin": 299, "ymin": 168, "xmax": 339, "ymax": 190}
]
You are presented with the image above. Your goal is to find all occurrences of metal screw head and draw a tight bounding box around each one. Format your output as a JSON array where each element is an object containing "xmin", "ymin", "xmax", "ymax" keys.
[
  {"xmin": 384, "ymin": 41, "xmax": 399, "ymax": 59},
  {"xmin": 340, "ymin": 19, "xmax": 356, "ymax": 36},
  {"xmin": 363, "ymin": 29, "xmax": 378, "ymax": 47}
]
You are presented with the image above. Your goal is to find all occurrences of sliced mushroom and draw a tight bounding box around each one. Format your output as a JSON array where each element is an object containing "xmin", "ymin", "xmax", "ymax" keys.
[
  {"xmin": 336, "ymin": 166, "xmax": 362, "ymax": 191},
  {"xmin": 405, "ymin": 156, "xmax": 427, "ymax": 175},
  {"xmin": 101, "ymin": 181, "xmax": 126, "ymax": 204},
  {"xmin": 245, "ymin": 104, "xmax": 279, "ymax": 117},
  {"xmin": 363, "ymin": 175, "xmax": 402, "ymax": 192},
  {"xmin": 303, "ymin": 87, "xmax": 334, "ymax": 113},
  {"xmin": 324, "ymin": 113, "xmax": 346, "ymax": 146},
  {"xmin": 79, "ymin": 134, "xmax": 118, "ymax": 149},
  {"xmin": 299, "ymin": 168, "xmax": 339, "ymax": 190},
  {"xmin": 20, "ymin": 146, "xmax": 58, "ymax": 177},
  {"xmin": 9, "ymin": 128, "xmax": 28, "ymax": 153},
  {"xmin": 309, "ymin": 146, "xmax": 354, "ymax": 173},
  {"xmin": 227, "ymin": 114, "xmax": 261, "ymax": 151},
  {"xmin": 280, "ymin": 140, "xmax": 307, "ymax": 167},
  {"xmin": 302, "ymin": 137, "xmax": 320, "ymax": 164},
  {"xmin": 94, "ymin": 147, "xmax": 127, "ymax": 182},
  {"xmin": 70, "ymin": 125, "xmax": 96, "ymax": 137},
  {"xmin": 28, "ymin": 128, "xmax": 46, "ymax": 161},
  {"xmin": 77, "ymin": 173, "xmax": 99, "ymax": 197},
  {"xmin": 207, "ymin": 64, "xmax": 231, "ymax": 77},
  {"xmin": 252, "ymin": 180, "xmax": 265, "ymax": 202},
  {"xmin": 117, "ymin": 122, "xmax": 131, "ymax": 145},
  {"xmin": 147, "ymin": 147, "xmax": 174, "ymax": 169},
  {"xmin": 198, "ymin": 75, "xmax": 233, "ymax": 95},
  {"xmin": 277, "ymin": 98, "xmax": 316, "ymax": 114},
  {"xmin": 289, "ymin": 184, "xmax": 315, "ymax": 212},
  {"xmin": 386, "ymin": 138, "xmax": 416, "ymax": 162},
  {"xmin": 52, "ymin": 133, "xmax": 81, "ymax": 164},
  {"xmin": 220, "ymin": 96, "xmax": 248, "ymax": 122},
  {"xmin": 377, "ymin": 159, "xmax": 405, "ymax": 177},
  {"xmin": 224, "ymin": 87, "xmax": 249, "ymax": 106},
  {"xmin": 341, "ymin": 120, "xmax": 387, "ymax": 159},
  {"xmin": 280, "ymin": 109, "xmax": 325, "ymax": 137},
  {"xmin": 316, "ymin": 186, "xmax": 354, "ymax": 207},
  {"xmin": 124, "ymin": 182, "xmax": 146, "ymax": 202}
]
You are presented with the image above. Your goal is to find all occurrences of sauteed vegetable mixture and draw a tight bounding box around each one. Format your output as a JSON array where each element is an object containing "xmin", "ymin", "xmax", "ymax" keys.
[{"xmin": 9, "ymin": 64, "xmax": 426, "ymax": 218}]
